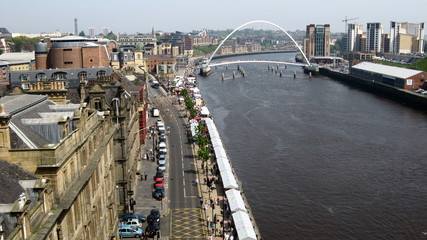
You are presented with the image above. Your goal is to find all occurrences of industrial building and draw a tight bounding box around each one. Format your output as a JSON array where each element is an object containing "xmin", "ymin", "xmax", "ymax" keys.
[{"xmin": 351, "ymin": 62, "xmax": 426, "ymax": 90}]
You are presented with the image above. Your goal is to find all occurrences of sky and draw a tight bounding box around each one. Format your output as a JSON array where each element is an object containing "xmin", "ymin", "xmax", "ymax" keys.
[{"xmin": 1, "ymin": 0, "xmax": 426, "ymax": 35}]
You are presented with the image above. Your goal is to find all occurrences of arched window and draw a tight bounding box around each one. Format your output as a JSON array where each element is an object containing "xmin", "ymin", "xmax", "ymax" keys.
[
  {"xmin": 35, "ymin": 73, "xmax": 46, "ymax": 81},
  {"xmin": 96, "ymin": 70, "xmax": 106, "ymax": 77},
  {"xmin": 52, "ymin": 72, "xmax": 67, "ymax": 80}
]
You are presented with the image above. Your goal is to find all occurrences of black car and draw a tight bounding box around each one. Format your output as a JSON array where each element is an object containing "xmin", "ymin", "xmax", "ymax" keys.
[
  {"xmin": 118, "ymin": 212, "xmax": 147, "ymax": 222},
  {"xmin": 153, "ymin": 171, "xmax": 164, "ymax": 180},
  {"xmin": 147, "ymin": 209, "xmax": 161, "ymax": 224},
  {"xmin": 153, "ymin": 186, "xmax": 165, "ymax": 200}
]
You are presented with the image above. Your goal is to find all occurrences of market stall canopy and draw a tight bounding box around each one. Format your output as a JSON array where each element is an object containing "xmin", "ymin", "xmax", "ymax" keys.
[
  {"xmin": 210, "ymin": 136, "xmax": 222, "ymax": 148},
  {"xmin": 232, "ymin": 211, "xmax": 257, "ymax": 240},
  {"xmin": 200, "ymin": 106, "xmax": 210, "ymax": 117},
  {"xmin": 216, "ymin": 156, "xmax": 232, "ymax": 173},
  {"xmin": 220, "ymin": 169, "xmax": 238, "ymax": 189},
  {"xmin": 225, "ymin": 189, "xmax": 247, "ymax": 213},
  {"xmin": 214, "ymin": 146, "xmax": 227, "ymax": 159}
]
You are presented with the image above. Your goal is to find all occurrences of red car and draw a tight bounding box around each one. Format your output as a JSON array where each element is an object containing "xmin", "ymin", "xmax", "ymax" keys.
[{"xmin": 154, "ymin": 178, "xmax": 164, "ymax": 187}]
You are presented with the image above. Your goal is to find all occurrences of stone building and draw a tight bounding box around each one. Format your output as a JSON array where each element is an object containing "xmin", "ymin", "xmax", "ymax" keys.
[{"xmin": 0, "ymin": 72, "xmax": 146, "ymax": 239}]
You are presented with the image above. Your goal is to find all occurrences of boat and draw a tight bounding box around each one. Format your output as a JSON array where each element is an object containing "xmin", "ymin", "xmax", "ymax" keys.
[
  {"xmin": 295, "ymin": 53, "xmax": 304, "ymax": 63},
  {"xmin": 199, "ymin": 64, "xmax": 211, "ymax": 76}
]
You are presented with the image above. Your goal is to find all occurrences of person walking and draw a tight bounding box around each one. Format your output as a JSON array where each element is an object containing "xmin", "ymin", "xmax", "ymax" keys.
[{"xmin": 144, "ymin": 174, "xmax": 148, "ymax": 181}]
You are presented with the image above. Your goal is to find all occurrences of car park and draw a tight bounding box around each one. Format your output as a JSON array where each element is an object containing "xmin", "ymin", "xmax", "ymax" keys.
[
  {"xmin": 118, "ymin": 213, "xmax": 146, "ymax": 222},
  {"xmin": 118, "ymin": 225, "xmax": 143, "ymax": 238},
  {"xmin": 153, "ymin": 185, "xmax": 165, "ymax": 200}
]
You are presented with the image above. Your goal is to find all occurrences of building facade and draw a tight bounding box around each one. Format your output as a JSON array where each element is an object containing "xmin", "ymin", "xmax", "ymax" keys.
[
  {"xmin": 366, "ymin": 22, "xmax": 383, "ymax": 53},
  {"xmin": 390, "ymin": 21, "xmax": 425, "ymax": 54},
  {"xmin": 304, "ymin": 24, "xmax": 330, "ymax": 59},
  {"xmin": 347, "ymin": 24, "xmax": 363, "ymax": 52},
  {"xmin": 34, "ymin": 36, "xmax": 117, "ymax": 70}
]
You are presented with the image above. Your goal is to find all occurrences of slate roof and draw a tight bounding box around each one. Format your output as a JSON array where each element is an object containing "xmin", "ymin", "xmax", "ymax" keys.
[
  {"xmin": 0, "ymin": 94, "xmax": 79, "ymax": 149},
  {"xmin": 0, "ymin": 159, "xmax": 37, "ymax": 204}
]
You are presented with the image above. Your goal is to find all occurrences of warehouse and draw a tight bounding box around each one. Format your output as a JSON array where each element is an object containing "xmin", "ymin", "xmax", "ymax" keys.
[{"xmin": 351, "ymin": 62, "xmax": 426, "ymax": 90}]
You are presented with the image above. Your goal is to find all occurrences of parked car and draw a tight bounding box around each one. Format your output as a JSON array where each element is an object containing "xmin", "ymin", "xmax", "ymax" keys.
[
  {"xmin": 158, "ymin": 162, "xmax": 166, "ymax": 172},
  {"xmin": 121, "ymin": 218, "xmax": 142, "ymax": 228},
  {"xmin": 118, "ymin": 225, "xmax": 143, "ymax": 238},
  {"xmin": 153, "ymin": 185, "xmax": 165, "ymax": 200},
  {"xmin": 154, "ymin": 171, "xmax": 164, "ymax": 180},
  {"xmin": 158, "ymin": 126, "xmax": 166, "ymax": 134},
  {"xmin": 154, "ymin": 178, "xmax": 164, "ymax": 187},
  {"xmin": 148, "ymin": 209, "xmax": 161, "ymax": 224},
  {"xmin": 119, "ymin": 213, "xmax": 146, "ymax": 222}
]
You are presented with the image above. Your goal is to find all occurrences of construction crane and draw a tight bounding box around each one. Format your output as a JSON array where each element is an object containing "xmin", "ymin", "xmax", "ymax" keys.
[{"xmin": 342, "ymin": 16, "xmax": 359, "ymax": 51}]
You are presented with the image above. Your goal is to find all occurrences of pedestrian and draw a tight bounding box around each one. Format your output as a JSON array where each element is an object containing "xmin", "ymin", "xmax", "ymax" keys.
[
  {"xmin": 144, "ymin": 174, "xmax": 147, "ymax": 181},
  {"xmin": 200, "ymin": 197, "xmax": 203, "ymax": 206},
  {"xmin": 195, "ymin": 178, "xmax": 199, "ymax": 186},
  {"xmin": 210, "ymin": 198, "xmax": 214, "ymax": 205},
  {"xmin": 140, "ymin": 173, "xmax": 143, "ymax": 181}
]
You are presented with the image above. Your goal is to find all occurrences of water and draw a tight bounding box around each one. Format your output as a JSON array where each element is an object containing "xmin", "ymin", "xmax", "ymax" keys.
[{"xmin": 198, "ymin": 53, "xmax": 427, "ymax": 240}]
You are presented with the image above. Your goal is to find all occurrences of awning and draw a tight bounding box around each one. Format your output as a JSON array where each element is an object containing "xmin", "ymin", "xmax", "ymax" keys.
[
  {"xmin": 232, "ymin": 211, "xmax": 257, "ymax": 240},
  {"xmin": 210, "ymin": 136, "xmax": 222, "ymax": 148},
  {"xmin": 216, "ymin": 156, "xmax": 232, "ymax": 173},
  {"xmin": 220, "ymin": 169, "xmax": 238, "ymax": 189},
  {"xmin": 200, "ymin": 106, "xmax": 210, "ymax": 116},
  {"xmin": 225, "ymin": 189, "xmax": 247, "ymax": 213},
  {"xmin": 214, "ymin": 146, "xmax": 227, "ymax": 159}
]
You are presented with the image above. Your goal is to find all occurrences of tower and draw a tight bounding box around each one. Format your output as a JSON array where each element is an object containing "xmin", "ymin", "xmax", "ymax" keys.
[{"xmin": 74, "ymin": 18, "xmax": 78, "ymax": 36}]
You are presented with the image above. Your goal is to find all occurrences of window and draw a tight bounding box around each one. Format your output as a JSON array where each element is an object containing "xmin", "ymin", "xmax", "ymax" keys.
[
  {"xmin": 52, "ymin": 72, "xmax": 67, "ymax": 80},
  {"xmin": 63, "ymin": 49, "xmax": 72, "ymax": 51},
  {"xmin": 96, "ymin": 70, "xmax": 106, "ymax": 77},
  {"xmin": 36, "ymin": 73, "xmax": 46, "ymax": 81},
  {"xmin": 78, "ymin": 71, "xmax": 87, "ymax": 80},
  {"xmin": 19, "ymin": 74, "xmax": 29, "ymax": 81},
  {"xmin": 64, "ymin": 61, "xmax": 73, "ymax": 64}
]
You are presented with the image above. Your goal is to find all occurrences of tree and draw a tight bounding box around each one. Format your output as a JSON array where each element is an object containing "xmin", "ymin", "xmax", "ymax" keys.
[
  {"xmin": 10, "ymin": 36, "xmax": 40, "ymax": 52},
  {"xmin": 105, "ymin": 31, "xmax": 117, "ymax": 40},
  {"xmin": 79, "ymin": 31, "xmax": 85, "ymax": 37}
]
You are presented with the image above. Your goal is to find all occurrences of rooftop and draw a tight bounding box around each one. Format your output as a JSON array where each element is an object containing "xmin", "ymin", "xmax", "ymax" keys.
[
  {"xmin": 0, "ymin": 51, "xmax": 35, "ymax": 61},
  {"xmin": 352, "ymin": 62, "xmax": 423, "ymax": 79}
]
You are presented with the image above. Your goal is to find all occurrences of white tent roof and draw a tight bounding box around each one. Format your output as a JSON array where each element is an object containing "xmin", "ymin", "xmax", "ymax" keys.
[
  {"xmin": 232, "ymin": 211, "xmax": 257, "ymax": 240},
  {"xmin": 210, "ymin": 136, "xmax": 222, "ymax": 148},
  {"xmin": 214, "ymin": 146, "xmax": 227, "ymax": 159},
  {"xmin": 220, "ymin": 169, "xmax": 238, "ymax": 189},
  {"xmin": 216, "ymin": 156, "xmax": 232, "ymax": 173},
  {"xmin": 225, "ymin": 189, "xmax": 247, "ymax": 213},
  {"xmin": 200, "ymin": 106, "xmax": 210, "ymax": 116}
]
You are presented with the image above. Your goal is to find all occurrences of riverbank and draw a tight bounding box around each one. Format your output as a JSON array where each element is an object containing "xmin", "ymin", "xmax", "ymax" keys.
[{"xmin": 319, "ymin": 68, "xmax": 427, "ymax": 111}]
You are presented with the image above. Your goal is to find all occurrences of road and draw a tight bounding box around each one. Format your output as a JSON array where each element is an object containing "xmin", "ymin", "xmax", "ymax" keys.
[{"xmin": 145, "ymin": 83, "xmax": 206, "ymax": 240}]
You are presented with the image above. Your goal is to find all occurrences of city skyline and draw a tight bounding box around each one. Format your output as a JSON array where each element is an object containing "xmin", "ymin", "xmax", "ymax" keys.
[{"xmin": 1, "ymin": 0, "xmax": 426, "ymax": 35}]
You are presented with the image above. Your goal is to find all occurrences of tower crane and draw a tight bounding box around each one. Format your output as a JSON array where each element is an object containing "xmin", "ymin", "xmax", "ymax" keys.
[{"xmin": 342, "ymin": 17, "xmax": 359, "ymax": 51}]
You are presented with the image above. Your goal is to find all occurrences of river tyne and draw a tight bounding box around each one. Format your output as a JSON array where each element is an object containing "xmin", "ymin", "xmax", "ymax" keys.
[{"xmin": 197, "ymin": 52, "xmax": 427, "ymax": 240}]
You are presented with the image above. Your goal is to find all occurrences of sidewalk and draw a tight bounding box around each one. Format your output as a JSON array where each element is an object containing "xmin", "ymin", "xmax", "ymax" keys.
[{"xmin": 193, "ymin": 144, "xmax": 231, "ymax": 240}]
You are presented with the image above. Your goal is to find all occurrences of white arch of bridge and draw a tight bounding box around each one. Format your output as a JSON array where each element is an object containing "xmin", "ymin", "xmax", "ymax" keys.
[{"xmin": 207, "ymin": 20, "xmax": 310, "ymax": 66}]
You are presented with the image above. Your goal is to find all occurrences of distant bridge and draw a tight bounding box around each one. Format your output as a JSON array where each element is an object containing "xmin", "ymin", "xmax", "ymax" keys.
[
  {"xmin": 206, "ymin": 20, "xmax": 311, "ymax": 68},
  {"xmin": 209, "ymin": 59, "xmax": 306, "ymax": 67}
]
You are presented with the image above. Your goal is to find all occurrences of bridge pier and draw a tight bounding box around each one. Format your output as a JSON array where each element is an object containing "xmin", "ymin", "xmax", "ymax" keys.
[{"xmin": 293, "ymin": 70, "xmax": 296, "ymax": 79}]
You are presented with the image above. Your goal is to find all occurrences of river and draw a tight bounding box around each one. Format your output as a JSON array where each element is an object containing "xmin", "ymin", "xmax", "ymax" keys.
[{"xmin": 197, "ymin": 52, "xmax": 427, "ymax": 240}]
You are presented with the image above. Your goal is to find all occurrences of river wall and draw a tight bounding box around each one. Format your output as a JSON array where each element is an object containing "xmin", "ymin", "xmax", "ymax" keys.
[{"xmin": 319, "ymin": 68, "xmax": 427, "ymax": 111}]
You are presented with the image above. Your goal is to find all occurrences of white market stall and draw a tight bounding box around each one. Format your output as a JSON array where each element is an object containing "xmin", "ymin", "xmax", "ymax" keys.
[
  {"xmin": 225, "ymin": 189, "xmax": 247, "ymax": 213},
  {"xmin": 220, "ymin": 169, "xmax": 238, "ymax": 189},
  {"xmin": 232, "ymin": 211, "xmax": 257, "ymax": 240}
]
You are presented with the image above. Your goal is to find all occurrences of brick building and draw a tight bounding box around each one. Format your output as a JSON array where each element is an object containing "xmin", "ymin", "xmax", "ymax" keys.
[{"xmin": 35, "ymin": 36, "xmax": 117, "ymax": 70}]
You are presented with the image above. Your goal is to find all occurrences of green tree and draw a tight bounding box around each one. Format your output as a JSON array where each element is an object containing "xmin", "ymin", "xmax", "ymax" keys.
[
  {"xmin": 197, "ymin": 145, "xmax": 210, "ymax": 163},
  {"xmin": 181, "ymin": 88, "xmax": 188, "ymax": 97},
  {"xmin": 105, "ymin": 31, "xmax": 117, "ymax": 40},
  {"xmin": 79, "ymin": 31, "xmax": 85, "ymax": 37},
  {"xmin": 10, "ymin": 36, "xmax": 40, "ymax": 52}
]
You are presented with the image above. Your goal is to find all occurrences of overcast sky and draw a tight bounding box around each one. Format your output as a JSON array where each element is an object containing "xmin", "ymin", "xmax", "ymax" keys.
[{"xmin": 1, "ymin": 0, "xmax": 426, "ymax": 35}]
